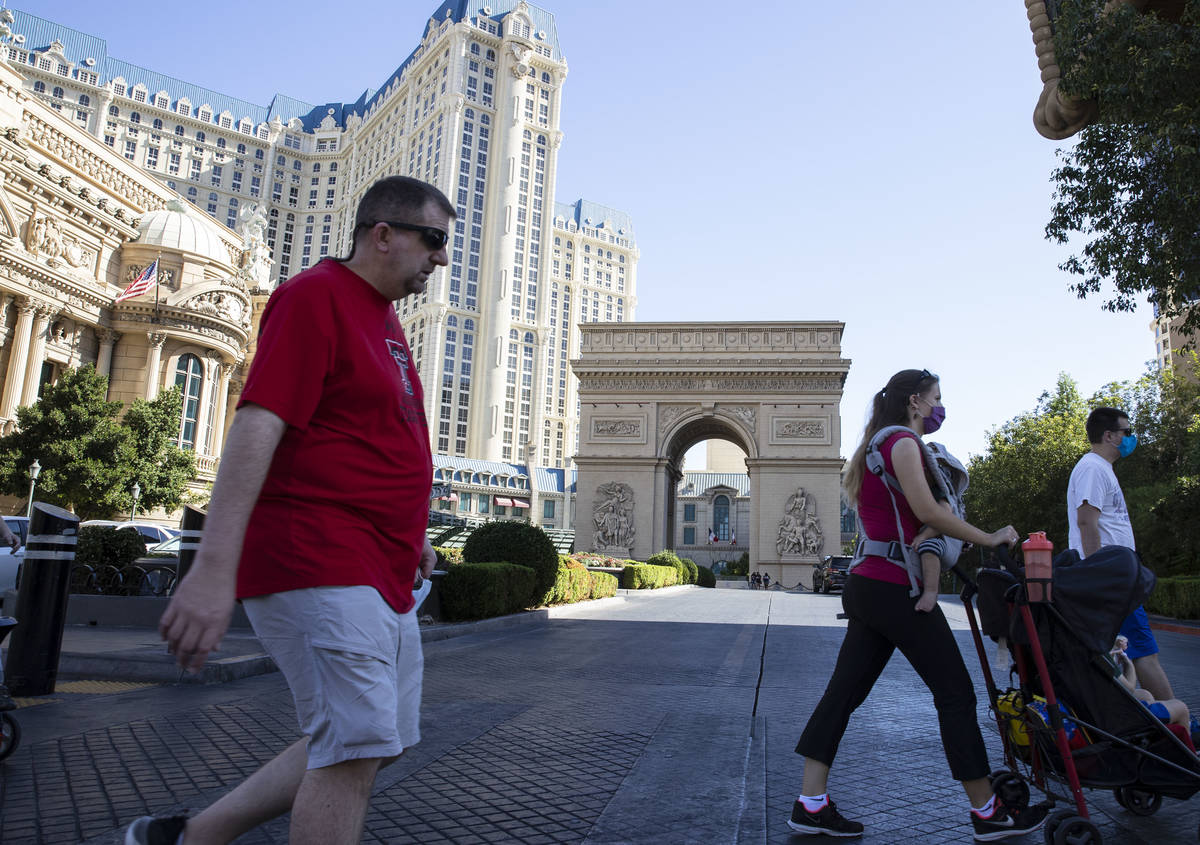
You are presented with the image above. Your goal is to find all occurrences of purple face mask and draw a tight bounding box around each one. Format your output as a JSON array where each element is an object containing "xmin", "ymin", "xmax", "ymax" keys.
[{"xmin": 922, "ymin": 404, "xmax": 946, "ymax": 434}]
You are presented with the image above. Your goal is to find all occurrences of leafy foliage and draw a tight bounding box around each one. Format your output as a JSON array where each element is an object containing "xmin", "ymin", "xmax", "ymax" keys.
[
  {"xmin": 74, "ymin": 526, "xmax": 148, "ymax": 570},
  {"xmin": 1046, "ymin": 1, "xmax": 1200, "ymax": 333},
  {"xmin": 439, "ymin": 562, "xmax": 536, "ymax": 621},
  {"xmin": 461, "ymin": 519, "xmax": 559, "ymax": 605},
  {"xmin": 967, "ymin": 362, "xmax": 1200, "ymax": 576},
  {"xmin": 696, "ymin": 565, "xmax": 717, "ymax": 588},
  {"xmin": 0, "ymin": 367, "xmax": 194, "ymax": 519}
]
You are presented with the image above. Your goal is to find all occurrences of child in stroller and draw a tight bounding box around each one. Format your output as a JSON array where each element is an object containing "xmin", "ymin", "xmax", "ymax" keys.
[{"xmin": 1111, "ymin": 635, "xmax": 1198, "ymax": 751}]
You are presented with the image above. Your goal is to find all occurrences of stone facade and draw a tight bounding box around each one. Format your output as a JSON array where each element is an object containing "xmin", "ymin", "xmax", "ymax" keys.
[
  {"xmin": 0, "ymin": 59, "xmax": 259, "ymax": 495},
  {"xmin": 572, "ymin": 322, "xmax": 850, "ymax": 586}
]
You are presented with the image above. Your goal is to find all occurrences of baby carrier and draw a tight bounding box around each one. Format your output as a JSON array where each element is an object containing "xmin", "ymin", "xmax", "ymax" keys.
[{"xmin": 848, "ymin": 425, "xmax": 969, "ymax": 596}]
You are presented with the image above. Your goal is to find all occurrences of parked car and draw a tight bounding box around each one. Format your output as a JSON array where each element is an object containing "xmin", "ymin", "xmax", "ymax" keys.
[
  {"xmin": 0, "ymin": 517, "xmax": 28, "ymax": 605},
  {"xmin": 812, "ymin": 555, "xmax": 852, "ymax": 594},
  {"xmin": 79, "ymin": 520, "xmax": 179, "ymax": 545}
]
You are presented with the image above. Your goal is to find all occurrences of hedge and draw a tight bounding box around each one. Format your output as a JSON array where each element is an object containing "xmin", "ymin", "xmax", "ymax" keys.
[
  {"xmin": 590, "ymin": 570, "xmax": 618, "ymax": 599},
  {"xmin": 1145, "ymin": 576, "xmax": 1200, "ymax": 621},
  {"xmin": 462, "ymin": 520, "xmax": 558, "ymax": 605},
  {"xmin": 621, "ymin": 563, "xmax": 679, "ymax": 590},
  {"xmin": 679, "ymin": 557, "xmax": 698, "ymax": 585},
  {"xmin": 696, "ymin": 565, "xmax": 716, "ymax": 588},
  {"xmin": 433, "ymin": 545, "xmax": 463, "ymax": 568},
  {"xmin": 75, "ymin": 526, "xmax": 148, "ymax": 570},
  {"xmin": 552, "ymin": 563, "xmax": 593, "ymax": 605},
  {"xmin": 647, "ymin": 550, "xmax": 689, "ymax": 585},
  {"xmin": 440, "ymin": 562, "xmax": 536, "ymax": 621}
]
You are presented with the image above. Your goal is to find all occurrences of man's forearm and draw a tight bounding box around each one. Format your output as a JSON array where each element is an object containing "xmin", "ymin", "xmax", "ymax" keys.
[
  {"xmin": 1079, "ymin": 523, "xmax": 1102, "ymax": 558},
  {"xmin": 195, "ymin": 405, "xmax": 287, "ymax": 574}
]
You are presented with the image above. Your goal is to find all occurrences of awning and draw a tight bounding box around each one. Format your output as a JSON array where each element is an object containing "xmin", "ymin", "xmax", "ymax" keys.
[
  {"xmin": 510, "ymin": 498, "xmax": 530, "ymax": 509},
  {"xmin": 438, "ymin": 492, "xmax": 459, "ymax": 502},
  {"xmin": 495, "ymin": 496, "xmax": 514, "ymax": 507}
]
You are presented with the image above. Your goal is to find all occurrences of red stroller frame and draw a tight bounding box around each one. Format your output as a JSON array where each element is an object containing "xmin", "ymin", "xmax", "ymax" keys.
[{"xmin": 957, "ymin": 551, "xmax": 1200, "ymax": 845}]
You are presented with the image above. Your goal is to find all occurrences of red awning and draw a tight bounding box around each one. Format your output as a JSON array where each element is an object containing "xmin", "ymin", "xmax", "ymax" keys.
[
  {"xmin": 438, "ymin": 492, "xmax": 459, "ymax": 502},
  {"xmin": 495, "ymin": 496, "xmax": 514, "ymax": 507},
  {"xmin": 510, "ymin": 498, "xmax": 530, "ymax": 508}
]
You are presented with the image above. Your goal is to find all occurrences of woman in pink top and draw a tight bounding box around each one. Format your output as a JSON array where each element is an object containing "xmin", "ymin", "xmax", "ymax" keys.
[{"xmin": 787, "ymin": 369, "xmax": 1048, "ymax": 842}]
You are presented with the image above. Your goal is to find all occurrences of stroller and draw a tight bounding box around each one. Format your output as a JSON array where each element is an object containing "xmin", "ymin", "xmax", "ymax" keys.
[
  {"xmin": 958, "ymin": 546, "xmax": 1200, "ymax": 844},
  {"xmin": 0, "ymin": 615, "xmax": 19, "ymax": 761}
]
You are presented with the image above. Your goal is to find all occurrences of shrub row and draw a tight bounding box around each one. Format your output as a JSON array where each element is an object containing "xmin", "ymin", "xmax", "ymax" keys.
[
  {"xmin": 432, "ymin": 545, "xmax": 463, "ymax": 568},
  {"xmin": 696, "ymin": 565, "xmax": 716, "ymax": 588},
  {"xmin": 621, "ymin": 563, "xmax": 679, "ymax": 590},
  {"xmin": 75, "ymin": 526, "xmax": 148, "ymax": 570},
  {"xmin": 462, "ymin": 520, "xmax": 559, "ymax": 605},
  {"xmin": 439, "ymin": 562, "xmax": 536, "ymax": 621},
  {"xmin": 1145, "ymin": 576, "xmax": 1200, "ymax": 621}
]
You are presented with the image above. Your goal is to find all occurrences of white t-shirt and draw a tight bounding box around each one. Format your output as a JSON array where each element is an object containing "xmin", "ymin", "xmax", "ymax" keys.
[{"xmin": 1066, "ymin": 451, "xmax": 1135, "ymax": 555}]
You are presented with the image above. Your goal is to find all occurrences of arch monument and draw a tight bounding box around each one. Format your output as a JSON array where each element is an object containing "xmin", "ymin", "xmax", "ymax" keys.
[{"xmin": 572, "ymin": 322, "xmax": 850, "ymax": 587}]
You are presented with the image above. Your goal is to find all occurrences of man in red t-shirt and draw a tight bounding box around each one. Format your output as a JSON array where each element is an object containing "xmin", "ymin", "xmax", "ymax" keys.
[{"xmin": 130, "ymin": 176, "xmax": 452, "ymax": 845}]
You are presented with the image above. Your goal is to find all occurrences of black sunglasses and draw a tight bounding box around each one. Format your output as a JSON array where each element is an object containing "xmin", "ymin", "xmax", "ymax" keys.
[
  {"xmin": 1112, "ymin": 427, "xmax": 1132, "ymax": 437},
  {"xmin": 363, "ymin": 221, "xmax": 449, "ymax": 251}
]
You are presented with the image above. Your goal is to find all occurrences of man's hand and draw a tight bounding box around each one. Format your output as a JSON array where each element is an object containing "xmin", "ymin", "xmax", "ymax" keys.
[
  {"xmin": 915, "ymin": 591, "xmax": 939, "ymax": 613},
  {"xmin": 419, "ymin": 537, "xmax": 436, "ymax": 579},
  {"xmin": 6, "ymin": 534, "xmax": 18, "ymax": 553},
  {"xmin": 159, "ymin": 565, "xmax": 236, "ymax": 673}
]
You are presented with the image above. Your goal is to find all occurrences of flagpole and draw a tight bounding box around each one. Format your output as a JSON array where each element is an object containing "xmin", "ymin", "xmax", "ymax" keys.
[{"xmin": 153, "ymin": 251, "xmax": 161, "ymax": 323}]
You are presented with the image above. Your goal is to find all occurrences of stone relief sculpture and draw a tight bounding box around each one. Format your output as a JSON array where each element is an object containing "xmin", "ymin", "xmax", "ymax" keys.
[
  {"xmin": 593, "ymin": 481, "xmax": 635, "ymax": 549},
  {"xmin": 185, "ymin": 291, "xmax": 246, "ymax": 323},
  {"xmin": 776, "ymin": 487, "xmax": 824, "ymax": 557},
  {"xmin": 593, "ymin": 419, "xmax": 640, "ymax": 437},
  {"xmin": 777, "ymin": 419, "xmax": 825, "ymax": 439},
  {"xmin": 236, "ymin": 202, "xmax": 272, "ymax": 289}
]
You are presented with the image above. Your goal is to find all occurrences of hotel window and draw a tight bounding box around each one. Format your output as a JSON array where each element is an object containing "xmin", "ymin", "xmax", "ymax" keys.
[
  {"xmin": 174, "ymin": 354, "xmax": 204, "ymax": 451},
  {"xmin": 133, "ymin": 88, "xmax": 147, "ymax": 103},
  {"xmin": 123, "ymin": 141, "xmax": 136, "ymax": 160},
  {"xmin": 543, "ymin": 500, "xmax": 555, "ymax": 519},
  {"xmin": 684, "ymin": 504, "xmax": 696, "ymax": 522},
  {"xmin": 683, "ymin": 527, "xmax": 696, "ymax": 545}
]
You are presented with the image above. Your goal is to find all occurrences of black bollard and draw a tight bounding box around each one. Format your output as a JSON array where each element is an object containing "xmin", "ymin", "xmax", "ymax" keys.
[
  {"xmin": 175, "ymin": 504, "xmax": 205, "ymax": 586},
  {"xmin": 4, "ymin": 503, "xmax": 80, "ymax": 696}
]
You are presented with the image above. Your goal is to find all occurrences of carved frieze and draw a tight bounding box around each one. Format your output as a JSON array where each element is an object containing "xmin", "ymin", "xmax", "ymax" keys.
[
  {"xmin": 658, "ymin": 404, "xmax": 691, "ymax": 434},
  {"xmin": 580, "ymin": 376, "xmax": 843, "ymax": 393},
  {"xmin": 589, "ymin": 413, "xmax": 647, "ymax": 444},
  {"xmin": 770, "ymin": 416, "xmax": 831, "ymax": 446},
  {"xmin": 721, "ymin": 405, "xmax": 756, "ymax": 431}
]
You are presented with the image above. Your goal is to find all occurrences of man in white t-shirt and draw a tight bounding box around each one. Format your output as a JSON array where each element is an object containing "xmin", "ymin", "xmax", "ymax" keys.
[{"xmin": 1067, "ymin": 406, "xmax": 1174, "ymax": 701}]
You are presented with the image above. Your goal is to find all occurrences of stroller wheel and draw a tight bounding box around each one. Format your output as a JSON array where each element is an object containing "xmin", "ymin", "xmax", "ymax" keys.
[
  {"xmin": 1047, "ymin": 813, "xmax": 1101, "ymax": 845},
  {"xmin": 1113, "ymin": 786, "xmax": 1161, "ymax": 817},
  {"xmin": 0, "ymin": 712, "xmax": 19, "ymax": 761},
  {"xmin": 989, "ymin": 769, "xmax": 1030, "ymax": 810}
]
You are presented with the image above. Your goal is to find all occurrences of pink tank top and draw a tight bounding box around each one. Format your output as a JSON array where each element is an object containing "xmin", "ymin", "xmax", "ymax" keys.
[{"xmin": 853, "ymin": 430, "xmax": 925, "ymax": 586}]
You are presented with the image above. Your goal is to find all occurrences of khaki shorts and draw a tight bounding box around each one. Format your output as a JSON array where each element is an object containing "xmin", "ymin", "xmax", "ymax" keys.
[{"xmin": 243, "ymin": 585, "xmax": 423, "ymax": 769}]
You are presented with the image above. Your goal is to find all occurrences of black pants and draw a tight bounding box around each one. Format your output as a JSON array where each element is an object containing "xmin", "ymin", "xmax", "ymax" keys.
[{"xmin": 795, "ymin": 574, "xmax": 990, "ymax": 782}]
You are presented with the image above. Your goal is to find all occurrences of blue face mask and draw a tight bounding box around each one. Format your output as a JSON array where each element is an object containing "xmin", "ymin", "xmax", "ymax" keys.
[{"xmin": 1119, "ymin": 433, "xmax": 1137, "ymax": 458}]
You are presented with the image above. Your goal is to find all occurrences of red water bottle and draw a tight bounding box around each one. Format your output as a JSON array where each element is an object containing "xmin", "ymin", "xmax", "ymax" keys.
[{"xmin": 1022, "ymin": 532, "xmax": 1054, "ymax": 602}]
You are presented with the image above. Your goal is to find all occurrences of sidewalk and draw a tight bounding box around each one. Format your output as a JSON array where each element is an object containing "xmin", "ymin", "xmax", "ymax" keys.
[{"xmin": 5, "ymin": 588, "xmax": 689, "ymax": 686}]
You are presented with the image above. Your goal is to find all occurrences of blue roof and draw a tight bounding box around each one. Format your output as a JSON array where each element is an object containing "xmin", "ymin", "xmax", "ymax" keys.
[
  {"xmin": 10, "ymin": 2, "xmax": 563, "ymax": 133},
  {"xmin": 434, "ymin": 455, "xmax": 527, "ymax": 478},
  {"xmin": 678, "ymin": 472, "xmax": 750, "ymax": 497},
  {"xmin": 533, "ymin": 467, "xmax": 576, "ymax": 494},
  {"xmin": 555, "ymin": 199, "xmax": 637, "ymax": 244}
]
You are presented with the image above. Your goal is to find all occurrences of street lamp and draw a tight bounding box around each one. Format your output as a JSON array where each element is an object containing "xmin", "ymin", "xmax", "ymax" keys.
[
  {"xmin": 25, "ymin": 459, "xmax": 40, "ymax": 521},
  {"xmin": 130, "ymin": 481, "xmax": 141, "ymax": 521}
]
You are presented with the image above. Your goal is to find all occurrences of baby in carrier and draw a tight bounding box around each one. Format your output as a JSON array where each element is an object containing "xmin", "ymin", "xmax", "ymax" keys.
[{"xmin": 1111, "ymin": 635, "xmax": 1199, "ymax": 751}]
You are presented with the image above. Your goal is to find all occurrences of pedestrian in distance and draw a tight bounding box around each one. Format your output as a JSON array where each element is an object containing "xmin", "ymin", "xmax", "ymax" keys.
[
  {"xmin": 791, "ymin": 369, "xmax": 1049, "ymax": 841},
  {"xmin": 1067, "ymin": 406, "xmax": 1175, "ymax": 702},
  {"xmin": 126, "ymin": 176, "xmax": 453, "ymax": 845}
]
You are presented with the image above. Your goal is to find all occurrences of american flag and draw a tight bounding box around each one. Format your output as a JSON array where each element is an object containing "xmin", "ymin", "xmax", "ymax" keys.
[{"xmin": 116, "ymin": 259, "xmax": 158, "ymax": 303}]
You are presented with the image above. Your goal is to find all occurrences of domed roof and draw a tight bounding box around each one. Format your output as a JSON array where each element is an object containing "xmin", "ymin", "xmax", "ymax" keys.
[{"xmin": 135, "ymin": 198, "xmax": 231, "ymax": 264}]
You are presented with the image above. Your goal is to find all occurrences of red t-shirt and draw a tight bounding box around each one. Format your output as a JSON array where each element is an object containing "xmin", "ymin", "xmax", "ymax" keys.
[
  {"xmin": 854, "ymin": 430, "xmax": 925, "ymax": 586},
  {"xmin": 235, "ymin": 260, "xmax": 432, "ymax": 613}
]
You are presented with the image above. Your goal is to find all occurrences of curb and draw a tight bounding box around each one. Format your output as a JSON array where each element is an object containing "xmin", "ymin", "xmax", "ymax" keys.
[{"xmin": 53, "ymin": 587, "xmax": 702, "ymax": 683}]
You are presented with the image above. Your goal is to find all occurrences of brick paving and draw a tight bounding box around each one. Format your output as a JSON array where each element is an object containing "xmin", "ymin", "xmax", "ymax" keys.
[{"xmin": 0, "ymin": 588, "xmax": 1197, "ymax": 843}]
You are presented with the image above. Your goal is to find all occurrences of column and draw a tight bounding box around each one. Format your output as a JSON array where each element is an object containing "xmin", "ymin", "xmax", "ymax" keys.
[
  {"xmin": 145, "ymin": 332, "xmax": 167, "ymax": 399},
  {"xmin": 95, "ymin": 329, "xmax": 120, "ymax": 379},
  {"xmin": 0, "ymin": 299, "xmax": 36, "ymax": 421},
  {"xmin": 210, "ymin": 363, "xmax": 234, "ymax": 457},
  {"xmin": 18, "ymin": 305, "xmax": 53, "ymax": 408},
  {"xmin": 0, "ymin": 294, "xmax": 15, "ymax": 349}
]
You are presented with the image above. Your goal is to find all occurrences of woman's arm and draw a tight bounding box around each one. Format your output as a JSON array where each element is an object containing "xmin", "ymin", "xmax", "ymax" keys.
[{"xmin": 891, "ymin": 437, "xmax": 1017, "ymax": 548}]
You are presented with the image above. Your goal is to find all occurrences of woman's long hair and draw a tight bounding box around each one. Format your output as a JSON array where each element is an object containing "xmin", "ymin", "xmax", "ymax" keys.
[{"xmin": 844, "ymin": 369, "xmax": 939, "ymax": 507}]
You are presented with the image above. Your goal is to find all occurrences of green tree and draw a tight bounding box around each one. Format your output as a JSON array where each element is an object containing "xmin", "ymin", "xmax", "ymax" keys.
[
  {"xmin": 0, "ymin": 367, "xmax": 194, "ymax": 519},
  {"xmin": 965, "ymin": 374, "xmax": 1090, "ymax": 551},
  {"xmin": 1045, "ymin": 1, "xmax": 1200, "ymax": 334},
  {"xmin": 121, "ymin": 387, "xmax": 196, "ymax": 514}
]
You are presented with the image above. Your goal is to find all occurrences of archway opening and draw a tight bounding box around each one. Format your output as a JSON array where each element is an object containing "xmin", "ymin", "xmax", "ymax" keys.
[{"xmin": 665, "ymin": 419, "xmax": 750, "ymax": 574}]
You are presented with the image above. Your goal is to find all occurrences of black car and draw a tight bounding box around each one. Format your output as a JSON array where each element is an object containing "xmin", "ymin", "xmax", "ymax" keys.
[{"xmin": 812, "ymin": 555, "xmax": 852, "ymax": 594}]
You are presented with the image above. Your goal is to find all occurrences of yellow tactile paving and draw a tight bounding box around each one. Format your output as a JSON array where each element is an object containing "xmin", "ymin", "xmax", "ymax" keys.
[
  {"xmin": 13, "ymin": 697, "xmax": 60, "ymax": 708},
  {"xmin": 54, "ymin": 680, "xmax": 158, "ymax": 694}
]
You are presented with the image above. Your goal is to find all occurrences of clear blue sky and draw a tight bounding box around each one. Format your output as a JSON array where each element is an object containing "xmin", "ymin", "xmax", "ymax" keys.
[{"xmin": 30, "ymin": 0, "xmax": 1155, "ymax": 463}]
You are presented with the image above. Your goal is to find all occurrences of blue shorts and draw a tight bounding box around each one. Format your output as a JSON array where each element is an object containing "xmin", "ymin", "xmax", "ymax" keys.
[{"xmin": 1119, "ymin": 606, "xmax": 1159, "ymax": 660}]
